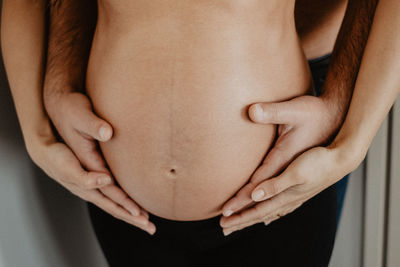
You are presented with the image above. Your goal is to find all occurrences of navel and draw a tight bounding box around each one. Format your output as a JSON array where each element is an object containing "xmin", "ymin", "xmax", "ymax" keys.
[{"xmin": 166, "ymin": 166, "xmax": 178, "ymax": 179}]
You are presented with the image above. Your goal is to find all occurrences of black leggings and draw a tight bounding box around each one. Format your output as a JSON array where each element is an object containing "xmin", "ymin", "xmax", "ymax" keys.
[{"xmin": 87, "ymin": 183, "xmax": 337, "ymax": 267}]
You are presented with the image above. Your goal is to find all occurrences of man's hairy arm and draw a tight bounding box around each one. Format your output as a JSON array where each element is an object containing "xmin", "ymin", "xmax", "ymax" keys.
[
  {"xmin": 45, "ymin": 0, "xmax": 96, "ymax": 101},
  {"xmin": 321, "ymin": 0, "xmax": 379, "ymax": 132},
  {"xmin": 331, "ymin": 0, "xmax": 400, "ymax": 158}
]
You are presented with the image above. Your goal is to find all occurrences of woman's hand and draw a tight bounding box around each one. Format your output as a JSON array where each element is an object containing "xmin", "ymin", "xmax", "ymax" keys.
[
  {"xmin": 28, "ymin": 136, "xmax": 156, "ymax": 235},
  {"xmin": 219, "ymin": 95, "xmax": 355, "ymax": 235},
  {"xmin": 41, "ymin": 90, "xmax": 156, "ymax": 235},
  {"xmin": 220, "ymin": 145, "xmax": 357, "ymax": 235}
]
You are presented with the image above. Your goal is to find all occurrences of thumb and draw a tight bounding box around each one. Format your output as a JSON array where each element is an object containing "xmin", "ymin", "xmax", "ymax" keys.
[
  {"xmin": 248, "ymin": 99, "xmax": 303, "ymax": 125},
  {"xmin": 70, "ymin": 93, "xmax": 114, "ymax": 142},
  {"xmin": 76, "ymin": 109, "xmax": 113, "ymax": 142}
]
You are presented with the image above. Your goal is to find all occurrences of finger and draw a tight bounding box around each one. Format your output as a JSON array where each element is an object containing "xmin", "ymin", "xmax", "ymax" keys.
[
  {"xmin": 99, "ymin": 185, "xmax": 142, "ymax": 217},
  {"xmin": 251, "ymin": 174, "xmax": 299, "ymax": 202},
  {"xmin": 90, "ymin": 189, "xmax": 156, "ymax": 235},
  {"xmin": 220, "ymin": 190, "xmax": 291, "ymax": 228},
  {"xmin": 221, "ymin": 182, "xmax": 257, "ymax": 217},
  {"xmin": 224, "ymin": 201, "xmax": 303, "ymax": 235},
  {"xmin": 223, "ymin": 215, "xmax": 267, "ymax": 236},
  {"xmin": 248, "ymin": 100, "xmax": 303, "ymax": 125},
  {"xmin": 140, "ymin": 209, "xmax": 150, "ymax": 220},
  {"xmin": 51, "ymin": 143, "xmax": 113, "ymax": 189},
  {"xmin": 222, "ymin": 133, "xmax": 303, "ymax": 216},
  {"xmin": 225, "ymin": 204, "xmax": 299, "ymax": 235},
  {"xmin": 69, "ymin": 93, "xmax": 113, "ymax": 142},
  {"xmin": 250, "ymin": 136, "xmax": 299, "ymax": 185},
  {"xmin": 66, "ymin": 134, "xmax": 109, "ymax": 173}
]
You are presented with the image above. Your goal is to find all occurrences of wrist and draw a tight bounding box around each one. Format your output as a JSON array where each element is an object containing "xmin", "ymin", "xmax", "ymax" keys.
[
  {"xmin": 22, "ymin": 118, "xmax": 57, "ymax": 165},
  {"xmin": 320, "ymin": 89, "xmax": 349, "ymax": 130},
  {"xmin": 327, "ymin": 135, "xmax": 367, "ymax": 175},
  {"xmin": 43, "ymin": 83, "xmax": 75, "ymax": 117}
]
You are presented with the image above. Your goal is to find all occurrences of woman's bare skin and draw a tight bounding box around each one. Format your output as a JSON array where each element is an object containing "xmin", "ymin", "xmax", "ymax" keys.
[{"xmin": 86, "ymin": 0, "xmax": 312, "ymax": 220}]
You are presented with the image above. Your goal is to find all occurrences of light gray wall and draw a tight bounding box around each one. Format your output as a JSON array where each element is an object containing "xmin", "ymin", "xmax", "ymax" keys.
[{"xmin": 330, "ymin": 98, "xmax": 400, "ymax": 267}]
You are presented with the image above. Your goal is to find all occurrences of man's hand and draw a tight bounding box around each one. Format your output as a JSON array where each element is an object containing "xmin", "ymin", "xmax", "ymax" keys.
[
  {"xmin": 219, "ymin": 95, "xmax": 345, "ymax": 235},
  {"xmin": 43, "ymin": 90, "xmax": 156, "ymax": 235}
]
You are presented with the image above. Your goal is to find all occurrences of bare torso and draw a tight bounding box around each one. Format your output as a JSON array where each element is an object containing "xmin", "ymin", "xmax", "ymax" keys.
[{"xmin": 86, "ymin": 0, "xmax": 346, "ymax": 221}]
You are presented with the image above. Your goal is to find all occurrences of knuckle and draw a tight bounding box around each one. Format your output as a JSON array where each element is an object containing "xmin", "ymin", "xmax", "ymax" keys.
[
  {"xmin": 273, "ymin": 141, "xmax": 285, "ymax": 152},
  {"xmin": 248, "ymin": 178, "xmax": 261, "ymax": 189},
  {"xmin": 291, "ymin": 170, "xmax": 306, "ymax": 184},
  {"xmin": 77, "ymin": 139, "xmax": 97, "ymax": 154},
  {"xmin": 266, "ymin": 182, "xmax": 278, "ymax": 196},
  {"xmin": 118, "ymin": 193, "xmax": 131, "ymax": 204},
  {"xmin": 82, "ymin": 177, "xmax": 96, "ymax": 189},
  {"xmin": 253, "ymin": 204, "xmax": 265, "ymax": 218},
  {"xmin": 268, "ymin": 105, "xmax": 279, "ymax": 121}
]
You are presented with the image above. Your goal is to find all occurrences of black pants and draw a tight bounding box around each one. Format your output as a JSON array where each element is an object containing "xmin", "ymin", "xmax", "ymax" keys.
[
  {"xmin": 87, "ymin": 55, "xmax": 338, "ymax": 267},
  {"xmin": 87, "ymin": 184, "xmax": 337, "ymax": 267}
]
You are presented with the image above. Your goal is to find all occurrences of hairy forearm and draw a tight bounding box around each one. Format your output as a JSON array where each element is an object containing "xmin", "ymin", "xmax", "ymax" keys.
[
  {"xmin": 321, "ymin": 0, "xmax": 379, "ymax": 126},
  {"xmin": 331, "ymin": 0, "xmax": 400, "ymax": 166},
  {"xmin": 1, "ymin": 0, "xmax": 54, "ymax": 147},
  {"xmin": 44, "ymin": 0, "xmax": 96, "ymax": 99}
]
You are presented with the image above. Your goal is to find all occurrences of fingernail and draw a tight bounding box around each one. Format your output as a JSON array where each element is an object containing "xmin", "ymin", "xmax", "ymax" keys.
[
  {"xmin": 99, "ymin": 126, "xmax": 112, "ymax": 141},
  {"xmin": 97, "ymin": 176, "xmax": 112, "ymax": 185},
  {"xmin": 224, "ymin": 210, "xmax": 233, "ymax": 217},
  {"xmin": 252, "ymin": 189, "xmax": 265, "ymax": 201}
]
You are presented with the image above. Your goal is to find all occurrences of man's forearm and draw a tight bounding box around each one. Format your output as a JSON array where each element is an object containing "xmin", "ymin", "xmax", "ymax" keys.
[
  {"xmin": 44, "ymin": 0, "xmax": 97, "ymax": 100},
  {"xmin": 1, "ymin": 0, "xmax": 53, "ymax": 147},
  {"xmin": 331, "ymin": 0, "xmax": 400, "ymax": 165},
  {"xmin": 321, "ymin": 0, "xmax": 379, "ymax": 127}
]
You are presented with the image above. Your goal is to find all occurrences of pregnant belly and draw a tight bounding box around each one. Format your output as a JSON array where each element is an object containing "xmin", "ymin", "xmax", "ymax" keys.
[{"xmin": 86, "ymin": 18, "xmax": 311, "ymax": 221}]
